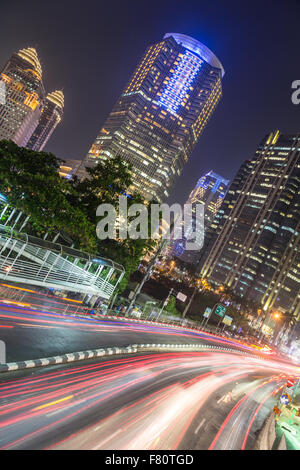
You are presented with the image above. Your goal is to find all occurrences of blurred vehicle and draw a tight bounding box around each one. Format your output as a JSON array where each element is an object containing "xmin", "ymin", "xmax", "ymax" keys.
[{"xmin": 224, "ymin": 330, "xmax": 232, "ymax": 337}]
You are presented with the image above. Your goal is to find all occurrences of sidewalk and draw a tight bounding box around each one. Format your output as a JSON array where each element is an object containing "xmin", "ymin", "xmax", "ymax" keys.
[{"xmin": 275, "ymin": 404, "xmax": 300, "ymax": 450}]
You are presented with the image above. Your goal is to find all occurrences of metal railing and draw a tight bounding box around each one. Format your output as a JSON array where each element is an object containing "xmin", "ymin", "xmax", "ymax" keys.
[{"xmin": 0, "ymin": 225, "xmax": 125, "ymax": 299}]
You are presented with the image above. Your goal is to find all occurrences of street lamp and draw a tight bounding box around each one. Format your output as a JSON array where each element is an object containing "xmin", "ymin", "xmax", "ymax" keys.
[{"xmin": 259, "ymin": 310, "xmax": 290, "ymax": 344}]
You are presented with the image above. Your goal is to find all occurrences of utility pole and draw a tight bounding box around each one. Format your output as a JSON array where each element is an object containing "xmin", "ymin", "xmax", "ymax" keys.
[
  {"xmin": 203, "ymin": 302, "xmax": 218, "ymax": 327},
  {"xmin": 182, "ymin": 286, "xmax": 198, "ymax": 318},
  {"xmin": 156, "ymin": 287, "xmax": 173, "ymax": 321}
]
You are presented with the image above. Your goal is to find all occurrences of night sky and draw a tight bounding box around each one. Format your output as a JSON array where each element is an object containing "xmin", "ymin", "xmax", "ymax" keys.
[{"xmin": 1, "ymin": 0, "xmax": 300, "ymax": 204}]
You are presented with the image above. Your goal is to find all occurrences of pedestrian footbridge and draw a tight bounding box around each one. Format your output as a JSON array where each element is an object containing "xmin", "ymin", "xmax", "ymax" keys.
[{"xmin": 0, "ymin": 225, "xmax": 124, "ymax": 299}]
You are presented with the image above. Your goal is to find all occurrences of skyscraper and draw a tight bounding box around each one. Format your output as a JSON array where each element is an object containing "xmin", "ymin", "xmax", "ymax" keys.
[
  {"xmin": 59, "ymin": 159, "xmax": 81, "ymax": 179},
  {"xmin": 27, "ymin": 90, "xmax": 64, "ymax": 151},
  {"xmin": 0, "ymin": 47, "xmax": 63, "ymax": 150},
  {"xmin": 200, "ymin": 131, "xmax": 300, "ymax": 322},
  {"xmin": 167, "ymin": 170, "xmax": 229, "ymax": 264},
  {"xmin": 0, "ymin": 47, "xmax": 45, "ymax": 146},
  {"xmin": 77, "ymin": 33, "xmax": 224, "ymax": 201}
]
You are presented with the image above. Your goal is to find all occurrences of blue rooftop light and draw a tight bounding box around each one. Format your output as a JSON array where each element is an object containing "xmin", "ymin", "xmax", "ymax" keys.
[
  {"xmin": 158, "ymin": 50, "xmax": 203, "ymax": 114},
  {"xmin": 164, "ymin": 33, "xmax": 225, "ymax": 77}
]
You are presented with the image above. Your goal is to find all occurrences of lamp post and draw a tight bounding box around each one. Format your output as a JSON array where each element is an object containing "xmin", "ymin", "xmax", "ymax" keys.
[
  {"xmin": 156, "ymin": 288, "xmax": 174, "ymax": 321},
  {"xmin": 259, "ymin": 310, "xmax": 291, "ymax": 345}
]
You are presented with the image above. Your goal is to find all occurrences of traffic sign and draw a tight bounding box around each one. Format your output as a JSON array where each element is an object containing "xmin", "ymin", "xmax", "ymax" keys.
[
  {"xmin": 203, "ymin": 307, "xmax": 212, "ymax": 318},
  {"xmin": 280, "ymin": 393, "xmax": 291, "ymax": 405},
  {"xmin": 287, "ymin": 379, "xmax": 295, "ymax": 388},
  {"xmin": 222, "ymin": 315, "xmax": 233, "ymax": 326},
  {"xmin": 215, "ymin": 305, "xmax": 226, "ymax": 317},
  {"xmin": 177, "ymin": 292, "xmax": 187, "ymax": 302}
]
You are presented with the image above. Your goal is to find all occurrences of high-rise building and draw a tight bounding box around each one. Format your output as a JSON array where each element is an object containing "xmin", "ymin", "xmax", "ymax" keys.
[
  {"xmin": 77, "ymin": 33, "xmax": 224, "ymax": 202},
  {"xmin": 166, "ymin": 170, "xmax": 229, "ymax": 264},
  {"xmin": 0, "ymin": 47, "xmax": 63, "ymax": 149},
  {"xmin": 200, "ymin": 131, "xmax": 300, "ymax": 323},
  {"xmin": 27, "ymin": 90, "xmax": 64, "ymax": 151},
  {"xmin": 0, "ymin": 47, "xmax": 45, "ymax": 146},
  {"xmin": 59, "ymin": 159, "xmax": 81, "ymax": 179}
]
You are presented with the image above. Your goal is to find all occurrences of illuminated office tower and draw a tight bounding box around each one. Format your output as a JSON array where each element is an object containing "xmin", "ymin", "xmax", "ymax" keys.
[
  {"xmin": 167, "ymin": 171, "xmax": 229, "ymax": 264},
  {"xmin": 27, "ymin": 90, "xmax": 64, "ymax": 151},
  {"xmin": 59, "ymin": 159, "xmax": 81, "ymax": 179},
  {"xmin": 200, "ymin": 131, "xmax": 300, "ymax": 323},
  {"xmin": 0, "ymin": 47, "xmax": 45, "ymax": 146},
  {"xmin": 78, "ymin": 33, "xmax": 224, "ymax": 201}
]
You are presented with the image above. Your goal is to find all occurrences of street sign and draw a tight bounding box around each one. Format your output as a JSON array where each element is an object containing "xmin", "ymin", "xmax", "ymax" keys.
[
  {"xmin": 280, "ymin": 393, "xmax": 291, "ymax": 405},
  {"xmin": 215, "ymin": 305, "xmax": 226, "ymax": 317},
  {"xmin": 222, "ymin": 315, "xmax": 233, "ymax": 326},
  {"xmin": 287, "ymin": 379, "xmax": 295, "ymax": 388},
  {"xmin": 203, "ymin": 307, "xmax": 212, "ymax": 318},
  {"xmin": 177, "ymin": 292, "xmax": 187, "ymax": 302}
]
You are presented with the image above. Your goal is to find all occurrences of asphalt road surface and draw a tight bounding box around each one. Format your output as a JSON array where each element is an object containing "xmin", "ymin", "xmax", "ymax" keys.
[
  {"xmin": 0, "ymin": 301, "xmax": 261, "ymax": 362},
  {"xmin": 0, "ymin": 350, "xmax": 298, "ymax": 450}
]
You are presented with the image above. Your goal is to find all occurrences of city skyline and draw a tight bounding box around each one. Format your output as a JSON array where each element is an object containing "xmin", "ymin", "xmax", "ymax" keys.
[
  {"xmin": 1, "ymin": 0, "xmax": 299, "ymax": 205},
  {"xmin": 0, "ymin": 1, "xmax": 300, "ymax": 452},
  {"xmin": 199, "ymin": 130, "xmax": 300, "ymax": 322}
]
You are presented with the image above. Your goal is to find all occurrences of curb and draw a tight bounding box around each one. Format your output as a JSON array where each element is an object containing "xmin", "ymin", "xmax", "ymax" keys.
[
  {"xmin": 0, "ymin": 346, "xmax": 137, "ymax": 373},
  {"xmin": 255, "ymin": 413, "xmax": 276, "ymax": 450},
  {"xmin": 0, "ymin": 343, "xmax": 266, "ymax": 373}
]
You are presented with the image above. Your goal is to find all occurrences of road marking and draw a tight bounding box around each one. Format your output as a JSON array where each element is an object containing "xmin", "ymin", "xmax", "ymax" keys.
[
  {"xmin": 33, "ymin": 395, "xmax": 73, "ymax": 411},
  {"xmin": 195, "ymin": 418, "xmax": 206, "ymax": 434}
]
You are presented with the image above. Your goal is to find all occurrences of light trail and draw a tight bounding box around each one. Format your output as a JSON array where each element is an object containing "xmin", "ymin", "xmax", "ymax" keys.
[{"xmin": 0, "ymin": 350, "xmax": 298, "ymax": 450}]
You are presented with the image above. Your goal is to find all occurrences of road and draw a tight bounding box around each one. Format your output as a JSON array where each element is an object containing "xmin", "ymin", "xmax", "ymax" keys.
[
  {"xmin": 0, "ymin": 301, "xmax": 266, "ymax": 362},
  {"xmin": 0, "ymin": 350, "xmax": 298, "ymax": 450}
]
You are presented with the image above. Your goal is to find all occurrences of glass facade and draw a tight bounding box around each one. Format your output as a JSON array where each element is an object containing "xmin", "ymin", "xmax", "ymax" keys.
[
  {"xmin": 200, "ymin": 131, "xmax": 300, "ymax": 323},
  {"xmin": 0, "ymin": 48, "xmax": 45, "ymax": 146},
  {"xmin": 0, "ymin": 48, "xmax": 62, "ymax": 150},
  {"xmin": 167, "ymin": 171, "xmax": 229, "ymax": 264},
  {"xmin": 77, "ymin": 33, "xmax": 224, "ymax": 202},
  {"xmin": 27, "ymin": 91, "xmax": 64, "ymax": 151}
]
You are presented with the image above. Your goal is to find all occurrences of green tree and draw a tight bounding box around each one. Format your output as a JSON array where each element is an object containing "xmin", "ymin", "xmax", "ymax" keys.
[
  {"xmin": 0, "ymin": 140, "xmax": 96, "ymax": 252},
  {"xmin": 164, "ymin": 295, "xmax": 179, "ymax": 316},
  {"xmin": 71, "ymin": 156, "xmax": 156, "ymax": 291},
  {"xmin": 0, "ymin": 141, "xmax": 155, "ymax": 292}
]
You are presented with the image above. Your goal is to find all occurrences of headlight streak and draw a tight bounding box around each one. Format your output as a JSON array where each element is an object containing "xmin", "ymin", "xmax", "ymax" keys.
[
  {"xmin": 208, "ymin": 377, "xmax": 282, "ymax": 450},
  {"xmin": 240, "ymin": 383, "xmax": 285, "ymax": 450},
  {"xmin": 0, "ymin": 349, "xmax": 299, "ymax": 450}
]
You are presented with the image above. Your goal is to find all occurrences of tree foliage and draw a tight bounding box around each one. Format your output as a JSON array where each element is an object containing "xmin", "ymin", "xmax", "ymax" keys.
[
  {"xmin": 71, "ymin": 156, "xmax": 155, "ymax": 291},
  {"xmin": 164, "ymin": 295, "xmax": 179, "ymax": 316},
  {"xmin": 0, "ymin": 141, "xmax": 156, "ymax": 292},
  {"xmin": 0, "ymin": 140, "xmax": 96, "ymax": 252}
]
